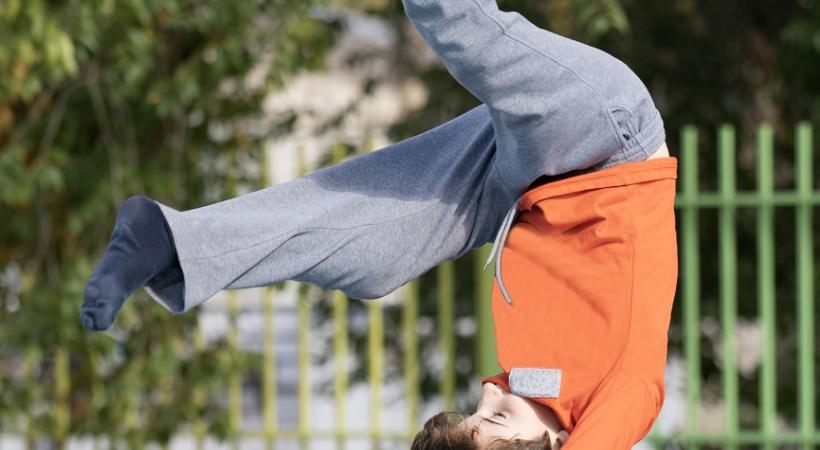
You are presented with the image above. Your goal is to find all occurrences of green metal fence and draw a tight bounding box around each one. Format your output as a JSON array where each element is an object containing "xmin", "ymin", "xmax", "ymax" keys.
[
  {"xmin": 648, "ymin": 122, "xmax": 817, "ymax": 449},
  {"xmin": 12, "ymin": 122, "xmax": 818, "ymax": 449},
  {"xmin": 207, "ymin": 121, "xmax": 816, "ymax": 449}
]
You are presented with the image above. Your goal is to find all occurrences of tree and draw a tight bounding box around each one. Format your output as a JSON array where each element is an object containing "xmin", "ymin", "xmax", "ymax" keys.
[{"xmin": 0, "ymin": 0, "xmax": 337, "ymax": 447}]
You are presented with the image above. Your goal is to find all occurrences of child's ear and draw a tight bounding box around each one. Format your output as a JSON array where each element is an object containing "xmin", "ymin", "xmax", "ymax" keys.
[{"xmin": 554, "ymin": 430, "xmax": 569, "ymax": 449}]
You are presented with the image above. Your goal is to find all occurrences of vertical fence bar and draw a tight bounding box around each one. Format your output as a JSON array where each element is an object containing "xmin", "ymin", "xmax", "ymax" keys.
[
  {"xmin": 362, "ymin": 139, "xmax": 384, "ymax": 449},
  {"xmin": 88, "ymin": 353, "xmax": 103, "ymax": 450},
  {"xmin": 193, "ymin": 326, "xmax": 206, "ymax": 450},
  {"xmin": 756, "ymin": 124, "xmax": 777, "ymax": 449},
  {"xmin": 261, "ymin": 143, "xmax": 278, "ymax": 450},
  {"xmin": 331, "ymin": 287, "xmax": 348, "ymax": 450},
  {"xmin": 223, "ymin": 151, "xmax": 242, "ymax": 449},
  {"xmin": 158, "ymin": 343, "xmax": 175, "ymax": 450},
  {"xmin": 296, "ymin": 144, "xmax": 311, "ymax": 450},
  {"xmin": 298, "ymin": 285, "xmax": 311, "ymax": 450},
  {"xmin": 474, "ymin": 245, "xmax": 500, "ymax": 378},
  {"xmin": 438, "ymin": 260, "xmax": 456, "ymax": 411},
  {"xmin": 329, "ymin": 143, "xmax": 349, "ymax": 450},
  {"xmin": 124, "ymin": 359, "xmax": 139, "ymax": 449},
  {"xmin": 368, "ymin": 299, "xmax": 384, "ymax": 448},
  {"xmin": 795, "ymin": 122, "xmax": 815, "ymax": 450},
  {"xmin": 228, "ymin": 291, "xmax": 242, "ymax": 449},
  {"xmin": 718, "ymin": 124, "xmax": 739, "ymax": 450},
  {"xmin": 263, "ymin": 286, "xmax": 279, "ymax": 450},
  {"xmin": 404, "ymin": 281, "xmax": 420, "ymax": 436},
  {"xmin": 681, "ymin": 125, "xmax": 701, "ymax": 450},
  {"xmin": 23, "ymin": 348, "xmax": 37, "ymax": 450},
  {"xmin": 54, "ymin": 347, "xmax": 70, "ymax": 448}
]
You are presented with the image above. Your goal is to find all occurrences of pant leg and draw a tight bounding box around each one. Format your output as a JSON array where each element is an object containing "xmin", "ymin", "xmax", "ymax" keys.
[
  {"xmin": 144, "ymin": 105, "xmax": 516, "ymax": 314},
  {"xmin": 401, "ymin": 0, "xmax": 666, "ymax": 194}
]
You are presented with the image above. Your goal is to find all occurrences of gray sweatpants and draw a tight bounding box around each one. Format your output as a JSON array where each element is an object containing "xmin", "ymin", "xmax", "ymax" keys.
[{"xmin": 144, "ymin": 0, "xmax": 666, "ymax": 314}]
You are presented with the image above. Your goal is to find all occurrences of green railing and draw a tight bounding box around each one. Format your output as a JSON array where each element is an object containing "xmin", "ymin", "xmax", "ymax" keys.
[
  {"xmin": 15, "ymin": 122, "xmax": 818, "ymax": 449},
  {"xmin": 648, "ymin": 122, "xmax": 816, "ymax": 449},
  {"xmin": 212, "ymin": 121, "xmax": 816, "ymax": 449}
]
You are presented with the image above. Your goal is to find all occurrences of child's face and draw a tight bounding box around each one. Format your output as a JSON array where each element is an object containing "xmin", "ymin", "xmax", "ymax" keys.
[{"xmin": 460, "ymin": 382, "xmax": 568, "ymax": 448}]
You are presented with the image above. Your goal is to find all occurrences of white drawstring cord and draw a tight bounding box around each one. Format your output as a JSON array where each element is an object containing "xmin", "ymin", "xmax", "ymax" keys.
[
  {"xmin": 483, "ymin": 198, "xmax": 522, "ymax": 305},
  {"xmin": 483, "ymin": 204, "xmax": 517, "ymax": 270}
]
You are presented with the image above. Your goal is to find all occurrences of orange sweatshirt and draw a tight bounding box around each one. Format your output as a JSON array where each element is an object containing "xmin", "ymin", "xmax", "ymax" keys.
[{"xmin": 483, "ymin": 157, "xmax": 679, "ymax": 449}]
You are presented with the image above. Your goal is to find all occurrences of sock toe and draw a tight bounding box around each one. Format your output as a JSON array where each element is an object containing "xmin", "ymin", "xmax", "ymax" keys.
[
  {"xmin": 82, "ymin": 279, "xmax": 125, "ymax": 331},
  {"xmin": 83, "ymin": 284, "xmax": 99, "ymax": 304},
  {"xmin": 80, "ymin": 194, "xmax": 177, "ymax": 332},
  {"xmin": 80, "ymin": 302, "xmax": 119, "ymax": 331},
  {"xmin": 80, "ymin": 309, "xmax": 98, "ymax": 331}
]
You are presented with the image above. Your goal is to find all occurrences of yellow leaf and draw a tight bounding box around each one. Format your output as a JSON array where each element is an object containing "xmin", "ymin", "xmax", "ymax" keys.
[
  {"xmin": 2, "ymin": 0, "xmax": 22, "ymax": 19},
  {"xmin": 0, "ymin": 105, "xmax": 14, "ymax": 135},
  {"xmin": 11, "ymin": 60, "xmax": 29, "ymax": 79},
  {"xmin": 57, "ymin": 33, "xmax": 77, "ymax": 74},
  {"xmin": 18, "ymin": 40, "xmax": 37, "ymax": 65}
]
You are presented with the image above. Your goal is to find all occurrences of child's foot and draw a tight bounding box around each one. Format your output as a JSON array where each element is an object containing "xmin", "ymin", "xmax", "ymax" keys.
[{"xmin": 81, "ymin": 195, "xmax": 177, "ymax": 331}]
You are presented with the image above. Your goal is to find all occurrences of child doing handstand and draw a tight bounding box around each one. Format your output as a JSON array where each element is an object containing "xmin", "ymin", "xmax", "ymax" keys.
[{"xmin": 81, "ymin": 1, "xmax": 677, "ymax": 448}]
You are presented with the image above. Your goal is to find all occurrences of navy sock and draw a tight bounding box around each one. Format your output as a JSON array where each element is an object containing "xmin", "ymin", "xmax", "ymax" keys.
[{"xmin": 81, "ymin": 195, "xmax": 179, "ymax": 331}]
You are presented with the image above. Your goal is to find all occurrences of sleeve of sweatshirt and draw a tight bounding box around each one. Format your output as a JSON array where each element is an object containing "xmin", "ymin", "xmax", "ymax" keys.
[{"xmin": 561, "ymin": 372, "xmax": 662, "ymax": 450}]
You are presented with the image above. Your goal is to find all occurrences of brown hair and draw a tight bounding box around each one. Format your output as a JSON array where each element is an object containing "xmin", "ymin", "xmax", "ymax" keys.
[{"xmin": 410, "ymin": 412, "xmax": 553, "ymax": 450}]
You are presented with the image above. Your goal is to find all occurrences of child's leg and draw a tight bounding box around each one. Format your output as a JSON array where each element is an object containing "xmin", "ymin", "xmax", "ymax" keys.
[
  {"xmin": 401, "ymin": 0, "xmax": 666, "ymax": 194},
  {"xmin": 82, "ymin": 1, "xmax": 668, "ymax": 330},
  {"xmin": 136, "ymin": 105, "xmax": 516, "ymax": 316}
]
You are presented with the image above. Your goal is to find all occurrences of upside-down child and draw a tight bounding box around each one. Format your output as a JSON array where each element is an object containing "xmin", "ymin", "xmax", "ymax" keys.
[
  {"xmin": 81, "ymin": 1, "xmax": 677, "ymax": 448},
  {"xmin": 411, "ymin": 153, "xmax": 677, "ymax": 449}
]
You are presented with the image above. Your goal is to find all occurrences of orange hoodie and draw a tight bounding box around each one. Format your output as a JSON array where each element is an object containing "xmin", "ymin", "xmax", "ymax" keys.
[{"xmin": 483, "ymin": 157, "xmax": 678, "ymax": 449}]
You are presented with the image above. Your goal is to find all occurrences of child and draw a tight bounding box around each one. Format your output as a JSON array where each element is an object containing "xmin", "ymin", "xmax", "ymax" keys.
[
  {"xmin": 411, "ymin": 154, "xmax": 676, "ymax": 450},
  {"xmin": 81, "ymin": 1, "xmax": 676, "ymax": 448},
  {"xmin": 401, "ymin": 3, "xmax": 677, "ymax": 448}
]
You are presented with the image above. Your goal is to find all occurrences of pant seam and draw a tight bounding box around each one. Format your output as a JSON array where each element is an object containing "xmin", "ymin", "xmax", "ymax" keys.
[
  {"xmin": 491, "ymin": 159, "xmax": 519, "ymax": 200},
  {"xmin": 471, "ymin": 0, "xmax": 629, "ymax": 150},
  {"xmin": 177, "ymin": 201, "xmax": 441, "ymax": 263},
  {"xmin": 598, "ymin": 109, "xmax": 665, "ymax": 169}
]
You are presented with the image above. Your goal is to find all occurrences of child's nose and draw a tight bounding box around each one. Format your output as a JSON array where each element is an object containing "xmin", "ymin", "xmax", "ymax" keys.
[{"xmin": 483, "ymin": 382, "xmax": 504, "ymax": 398}]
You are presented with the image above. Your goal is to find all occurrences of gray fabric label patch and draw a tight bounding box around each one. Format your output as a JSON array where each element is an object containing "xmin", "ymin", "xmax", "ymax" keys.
[{"xmin": 509, "ymin": 368, "xmax": 562, "ymax": 398}]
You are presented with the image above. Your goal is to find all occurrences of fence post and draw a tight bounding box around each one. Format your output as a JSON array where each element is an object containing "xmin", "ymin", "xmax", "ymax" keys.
[
  {"xmin": 403, "ymin": 281, "xmax": 420, "ymax": 437},
  {"xmin": 680, "ymin": 125, "xmax": 701, "ymax": 450},
  {"xmin": 54, "ymin": 346, "xmax": 70, "ymax": 449},
  {"xmin": 795, "ymin": 122, "xmax": 814, "ymax": 450},
  {"xmin": 474, "ymin": 245, "xmax": 500, "ymax": 379},
  {"xmin": 718, "ymin": 124, "xmax": 739, "ymax": 450},
  {"xmin": 329, "ymin": 143, "xmax": 349, "ymax": 450},
  {"xmin": 756, "ymin": 124, "xmax": 776, "ymax": 450},
  {"xmin": 226, "ymin": 152, "xmax": 243, "ymax": 450},
  {"xmin": 362, "ymin": 140, "xmax": 384, "ymax": 450},
  {"xmin": 261, "ymin": 143, "xmax": 279, "ymax": 450},
  {"xmin": 438, "ymin": 261, "xmax": 456, "ymax": 411},
  {"xmin": 263, "ymin": 286, "xmax": 279, "ymax": 450},
  {"xmin": 193, "ymin": 327, "xmax": 206, "ymax": 450}
]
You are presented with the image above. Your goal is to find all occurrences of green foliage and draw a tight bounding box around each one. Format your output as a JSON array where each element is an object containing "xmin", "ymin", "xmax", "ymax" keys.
[
  {"xmin": 0, "ymin": 0, "xmax": 335, "ymax": 446},
  {"xmin": 1, "ymin": 0, "xmax": 818, "ymax": 444}
]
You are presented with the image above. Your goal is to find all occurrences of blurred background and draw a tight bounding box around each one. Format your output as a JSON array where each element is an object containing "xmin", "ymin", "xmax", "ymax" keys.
[{"xmin": 0, "ymin": 0, "xmax": 818, "ymax": 448}]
